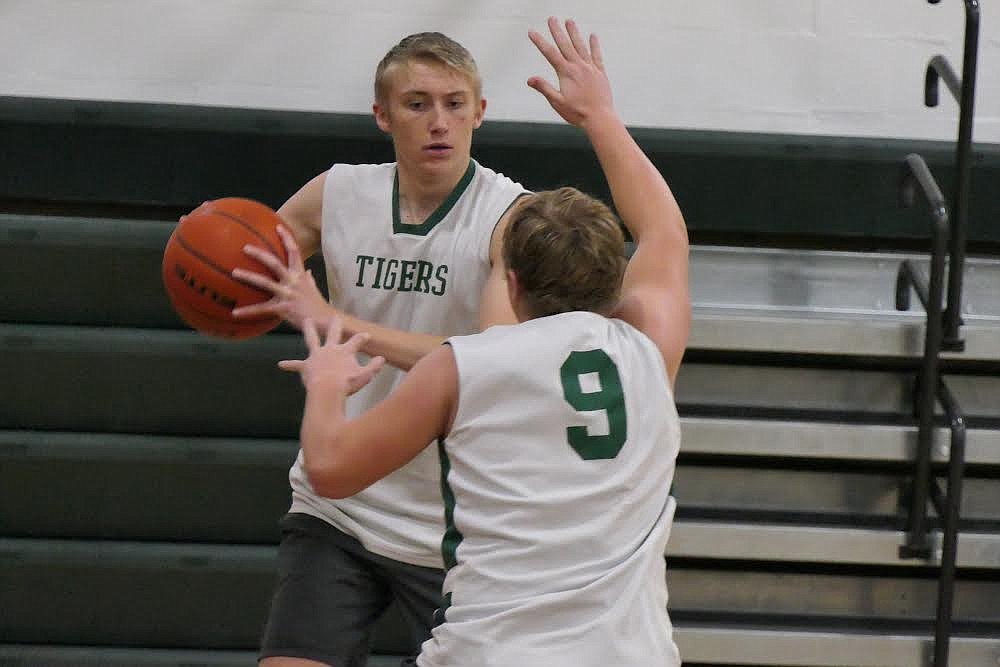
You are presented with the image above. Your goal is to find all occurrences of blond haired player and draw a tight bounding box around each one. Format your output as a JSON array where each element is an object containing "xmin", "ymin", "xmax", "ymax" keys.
[
  {"xmin": 279, "ymin": 17, "xmax": 689, "ymax": 666},
  {"xmin": 211, "ymin": 31, "xmax": 528, "ymax": 667}
]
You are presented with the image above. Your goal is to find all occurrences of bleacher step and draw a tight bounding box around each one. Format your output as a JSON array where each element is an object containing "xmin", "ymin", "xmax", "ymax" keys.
[
  {"xmin": 674, "ymin": 626, "xmax": 1000, "ymax": 667},
  {"xmin": 668, "ymin": 521, "xmax": 1000, "ymax": 568},
  {"xmin": 2, "ymin": 631, "xmax": 998, "ymax": 667},
  {"xmin": 0, "ymin": 645, "xmax": 402, "ymax": 667},
  {"xmin": 681, "ymin": 417, "xmax": 1000, "ymax": 465},
  {"xmin": 690, "ymin": 307, "xmax": 1000, "ymax": 360},
  {"xmin": 5, "ymin": 324, "xmax": 1000, "ymax": 437},
  {"xmin": 5, "ymin": 424, "xmax": 999, "ymax": 541}
]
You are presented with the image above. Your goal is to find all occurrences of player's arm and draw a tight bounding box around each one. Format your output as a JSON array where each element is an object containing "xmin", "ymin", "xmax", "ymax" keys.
[
  {"xmin": 528, "ymin": 18, "xmax": 690, "ymax": 385},
  {"xmin": 234, "ymin": 170, "xmax": 444, "ymax": 367},
  {"xmin": 275, "ymin": 171, "xmax": 326, "ymax": 258},
  {"xmin": 239, "ymin": 223, "xmax": 448, "ymax": 370},
  {"xmin": 338, "ymin": 317, "xmax": 446, "ymax": 372},
  {"xmin": 587, "ymin": 114, "xmax": 689, "ymax": 387},
  {"xmin": 232, "ymin": 171, "xmax": 339, "ymax": 329},
  {"xmin": 280, "ymin": 317, "xmax": 457, "ymax": 499},
  {"xmin": 236, "ymin": 171, "xmax": 499, "ymax": 370}
]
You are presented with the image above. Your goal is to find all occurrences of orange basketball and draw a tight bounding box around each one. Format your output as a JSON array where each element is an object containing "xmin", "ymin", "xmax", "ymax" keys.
[{"xmin": 162, "ymin": 197, "xmax": 289, "ymax": 340}]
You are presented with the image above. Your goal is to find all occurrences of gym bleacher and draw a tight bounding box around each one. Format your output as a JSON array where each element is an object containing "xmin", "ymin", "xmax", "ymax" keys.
[{"xmin": 1, "ymin": 92, "xmax": 999, "ymax": 667}]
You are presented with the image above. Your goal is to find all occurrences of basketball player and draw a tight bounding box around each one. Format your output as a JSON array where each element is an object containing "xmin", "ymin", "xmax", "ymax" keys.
[
  {"xmin": 216, "ymin": 31, "xmax": 529, "ymax": 667},
  {"xmin": 278, "ymin": 17, "xmax": 689, "ymax": 666}
]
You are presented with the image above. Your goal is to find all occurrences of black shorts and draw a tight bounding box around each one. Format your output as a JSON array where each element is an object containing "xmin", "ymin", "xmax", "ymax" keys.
[{"xmin": 259, "ymin": 512, "xmax": 446, "ymax": 667}]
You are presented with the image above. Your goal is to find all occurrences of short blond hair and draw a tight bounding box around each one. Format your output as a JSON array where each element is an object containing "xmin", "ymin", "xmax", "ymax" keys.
[
  {"xmin": 374, "ymin": 32, "xmax": 482, "ymax": 105},
  {"xmin": 503, "ymin": 188, "xmax": 627, "ymax": 318}
]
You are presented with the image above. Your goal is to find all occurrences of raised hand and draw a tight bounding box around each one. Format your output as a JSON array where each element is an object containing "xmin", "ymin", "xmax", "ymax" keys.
[
  {"xmin": 231, "ymin": 224, "xmax": 333, "ymax": 331},
  {"xmin": 527, "ymin": 17, "xmax": 616, "ymax": 129},
  {"xmin": 279, "ymin": 316, "xmax": 385, "ymax": 395}
]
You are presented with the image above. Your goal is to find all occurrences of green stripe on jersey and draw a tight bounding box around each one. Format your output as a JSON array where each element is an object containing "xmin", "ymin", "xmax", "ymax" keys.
[
  {"xmin": 437, "ymin": 437, "xmax": 463, "ymax": 570},
  {"xmin": 393, "ymin": 160, "xmax": 475, "ymax": 235}
]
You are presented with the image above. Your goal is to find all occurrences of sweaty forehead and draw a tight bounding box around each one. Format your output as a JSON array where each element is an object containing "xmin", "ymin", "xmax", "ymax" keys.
[{"xmin": 387, "ymin": 60, "xmax": 478, "ymax": 98}]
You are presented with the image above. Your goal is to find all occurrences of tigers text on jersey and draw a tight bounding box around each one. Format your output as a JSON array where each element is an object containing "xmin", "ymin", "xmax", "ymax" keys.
[
  {"xmin": 287, "ymin": 159, "xmax": 527, "ymax": 567},
  {"xmin": 419, "ymin": 311, "xmax": 682, "ymax": 667}
]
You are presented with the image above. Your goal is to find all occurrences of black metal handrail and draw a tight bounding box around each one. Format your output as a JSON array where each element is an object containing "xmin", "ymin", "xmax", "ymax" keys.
[
  {"xmin": 896, "ymin": 154, "xmax": 948, "ymax": 561},
  {"xmin": 889, "ymin": 4, "xmax": 979, "ymax": 664},
  {"xmin": 895, "ymin": 152, "xmax": 966, "ymax": 667},
  {"xmin": 931, "ymin": 380, "xmax": 967, "ymax": 667},
  {"xmin": 922, "ymin": 0, "xmax": 980, "ymax": 351}
]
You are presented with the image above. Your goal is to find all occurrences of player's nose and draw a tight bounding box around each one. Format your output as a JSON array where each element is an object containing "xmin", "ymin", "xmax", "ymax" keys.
[{"xmin": 428, "ymin": 103, "xmax": 448, "ymax": 133}]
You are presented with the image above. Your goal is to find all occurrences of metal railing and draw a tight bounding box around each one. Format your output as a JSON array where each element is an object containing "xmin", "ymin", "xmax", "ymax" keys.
[
  {"xmin": 896, "ymin": 154, "xmax": 969, "ymax": 667},
  {"xmin": 896, "ymin": 153, "xmax": 948, "ymax": 557},
  {"xmin": 892, "ymin": 4, "xmax": 980, "ymax": 664},
  {"xmin": 923, "ymin": 0, "xmax": 980, "ymax": 351}
]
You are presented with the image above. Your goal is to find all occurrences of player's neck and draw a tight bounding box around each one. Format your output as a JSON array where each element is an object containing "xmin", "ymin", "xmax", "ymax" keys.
[{"xmin": 396, "ymin": 159, "xmax": 471, "ymax": 217}]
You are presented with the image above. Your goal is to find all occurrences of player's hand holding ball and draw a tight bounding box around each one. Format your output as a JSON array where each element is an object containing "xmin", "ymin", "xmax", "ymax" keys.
[
  {"xmin": 163, "ymin": 197, "xmax": 334, "ymax": 339},
  {"xmin": 162, "ymin": 197, "xmax": 289, "ymax": 339},
  {"xmin": 232, "ymin": 224, "xmax": 333, "ymax": 333}
]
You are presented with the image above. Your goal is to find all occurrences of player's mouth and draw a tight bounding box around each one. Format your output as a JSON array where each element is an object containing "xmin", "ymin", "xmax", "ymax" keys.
[{"xmin": 423, "ymin": 143, "xmax": 453, "ymax": 157}]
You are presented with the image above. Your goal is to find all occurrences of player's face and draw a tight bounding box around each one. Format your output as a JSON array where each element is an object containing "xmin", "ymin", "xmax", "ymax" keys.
[{"xmin": 374, "ymin": 60, "xmax": 485, "ymax": 179}]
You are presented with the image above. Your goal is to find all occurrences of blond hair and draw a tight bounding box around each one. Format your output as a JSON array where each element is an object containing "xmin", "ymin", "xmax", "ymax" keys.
[
  {"xmin": 374, "ymin": 32, "xmax": 481, "ymax": 104},
  {"xmin": 503, "ymin": 188, "xmax": 627, "ymax": 318}
]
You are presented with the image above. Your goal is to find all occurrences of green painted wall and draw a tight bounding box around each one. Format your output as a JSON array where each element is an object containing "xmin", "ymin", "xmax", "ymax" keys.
[{"xmin": 2, "ymin": 96, "xmax": 997, "ymax": 248}]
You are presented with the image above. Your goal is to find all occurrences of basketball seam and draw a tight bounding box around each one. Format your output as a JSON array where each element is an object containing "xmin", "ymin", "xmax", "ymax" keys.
[
  {"xmin": 168, "ymin": 290, "xmax": 277, "ymax": 326},
  {"xmin": 174, "ymin": 233, "xmax": 273, "ymax": 301},
  {"xmin": 210, "ymin": 209, "xmax": 284, "ymax": 257}
]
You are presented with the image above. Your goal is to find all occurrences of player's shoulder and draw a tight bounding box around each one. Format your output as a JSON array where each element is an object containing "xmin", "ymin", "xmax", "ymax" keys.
[
  {"xmin": 325, "ymin": 162, "xmax": 396, "ymax": 197},
  {"xmin": 448, "ymin": 322, "xmax": 517, "ymax": 348},
  {"xmin": 328, "ymin": 161, "xmax": 395, "ymax": 181},
  {"xmin": 470, "ymin": 160, "xmax": 527, "ymax": 193},
  {"xmin": 611, "ymin": 287, "xmax": 688, "ymax": 384}
]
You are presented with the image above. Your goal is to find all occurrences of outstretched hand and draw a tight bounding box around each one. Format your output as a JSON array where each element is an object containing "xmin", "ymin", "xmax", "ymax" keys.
[
  {"xmin": 527, "ymin": 17, "xmax": 616, "ymax": 129},
  {"xmin": 232, "ymin": 224, "xmax": 333, "ymax": 331},
  {"xmin": 279, "ymin": 316, "xmax": 385, "ymax": 395}
]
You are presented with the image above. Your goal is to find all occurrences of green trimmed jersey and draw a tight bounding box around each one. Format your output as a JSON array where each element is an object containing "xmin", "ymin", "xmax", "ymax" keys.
[
  {"xmin": 287, "ymin": 159, "xmax": 526, "ymax": 567},
  {"xmin": 420, "ymin": 312, "xmax": 681, "ymax": 666}
]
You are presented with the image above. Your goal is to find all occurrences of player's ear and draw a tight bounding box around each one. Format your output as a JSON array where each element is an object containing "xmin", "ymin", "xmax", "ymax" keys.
[
  {"xmin": 505, "ymin": 268, "xmax": 521, "ymax": 315},
  {"xmin": 373, "ymin": 102, "xmax": 392, "ymax": 133},
  {"xmin": 472, "ymin": 97, "xmax": 486, "ymax": 129}
]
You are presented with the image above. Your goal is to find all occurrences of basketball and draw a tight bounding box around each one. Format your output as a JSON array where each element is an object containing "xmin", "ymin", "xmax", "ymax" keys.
[{"xmin": 162, "ymin": 197, "xmax": 288, "ymax": 339}]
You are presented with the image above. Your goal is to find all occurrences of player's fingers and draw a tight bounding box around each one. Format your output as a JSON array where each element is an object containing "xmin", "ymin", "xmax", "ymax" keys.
[
  {"xmin": 243, "ymin": 244, "xmax": 289, "ymax": 279},
  {"xmin": 276, "ymin": 225, "xmax": 305, "ymax": 271},
  {"xmin": 358, "ymin": 356, "xmax": 385, "ymax": 388},
  {"xmin": 566, "ymin": 19, "xmax": 590, "ymax": 61},
  {"xmin": 277, "ymin": 359, "xmax": 304, "ymax": 373},
  {"xmin": 548, "ymin": 16, "xmax": 578, "ymax": 62},
  {"xmin": 344, "ymin": 331, "xmax": 370, "ymax": 354},
  {"xmin": 232, "ymin": 301, "xmax": 280, "ymax": 319},
  {"xmin": 324, "ymin": 315, "xmax": 345, "ymax": 346},
  {"xmin": 527, "ymin": 76, "xmax": 563, "ymax": 106},
  {"xmin": 366, "ymin": 355, "xmax": 386, "ymax": 376},
  {"xmin": 528, "ymin": 28, "xmax": 563, "ymax": 69},
  {"xmin": 590, "ymin": 33, "xmax": 605, "ymax": 71},
  {"xmin": 303, "ymin": 317, "xmax": 321, "ymax": 352},
  {"xmin": 304, "ymin": 269, "xmax": 318, "ymax": 289},
  {"xmin": 232, "ymin": 267, "xmax": 282, "ymax": 294}
]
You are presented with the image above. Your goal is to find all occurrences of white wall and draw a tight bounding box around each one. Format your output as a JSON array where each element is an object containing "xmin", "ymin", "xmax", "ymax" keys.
[{"xmin": 2, "ymin": 0, "xmax": 996, "ymax": 142}]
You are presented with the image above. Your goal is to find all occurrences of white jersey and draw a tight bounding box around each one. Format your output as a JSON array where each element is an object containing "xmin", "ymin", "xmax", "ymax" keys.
[
  {"xmin": 288, "ymin": 159, "xmax": 527, "ymax": 567},
  {"xmin": 419, "ymin": 312, "xmax": 681, "ymax": 667}
]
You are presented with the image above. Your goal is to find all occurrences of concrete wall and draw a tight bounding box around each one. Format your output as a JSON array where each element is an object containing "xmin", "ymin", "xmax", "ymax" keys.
[{"xmin": 2, "ymin": 0, "xmax": 996, "ymax": 141}]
